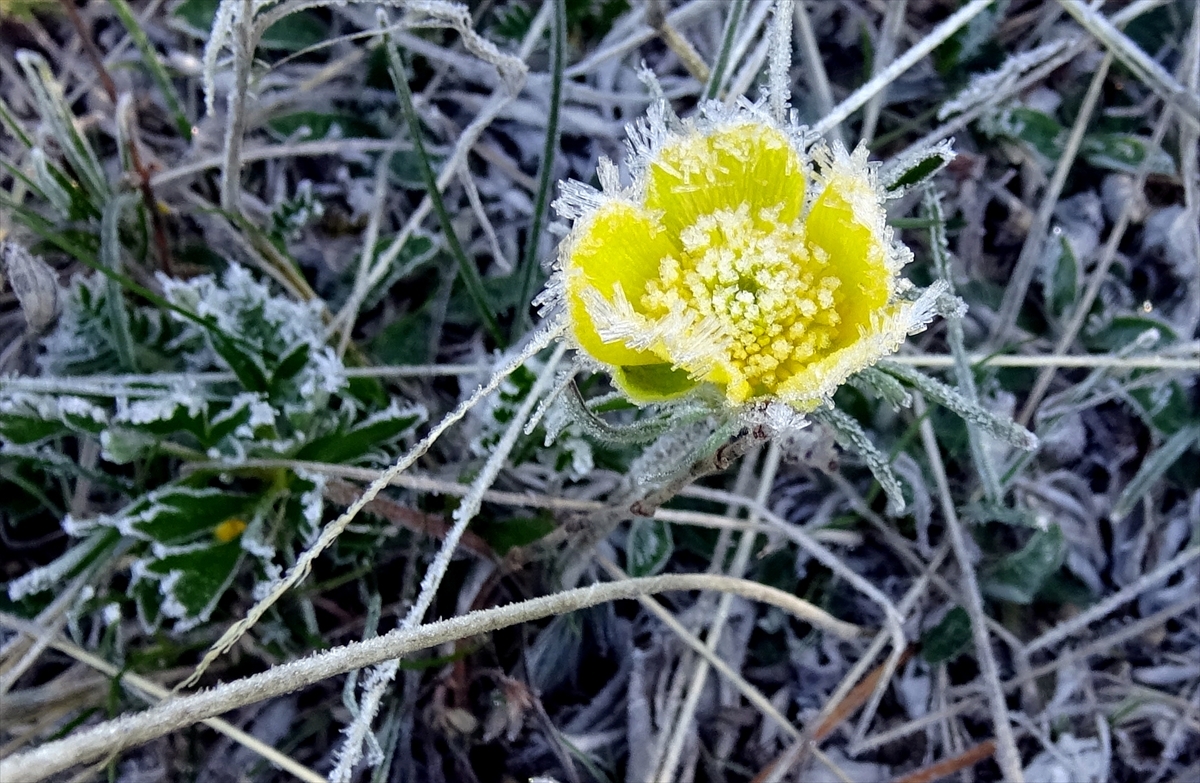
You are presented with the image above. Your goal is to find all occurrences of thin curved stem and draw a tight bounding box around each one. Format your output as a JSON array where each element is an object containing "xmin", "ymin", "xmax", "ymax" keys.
[{"xmin": 0, "ymin": 573, "xmax": 863, "ymax": 783}]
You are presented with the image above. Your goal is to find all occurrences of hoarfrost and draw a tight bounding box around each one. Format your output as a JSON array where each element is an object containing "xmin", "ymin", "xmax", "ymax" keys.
[
  {"xmin": 939, "ymin": 40, "xmax": 1071, "ymax": 120},
  {"xmin": 1023, "ymin": 734, "xmax": 1109, "ymax": 783}
]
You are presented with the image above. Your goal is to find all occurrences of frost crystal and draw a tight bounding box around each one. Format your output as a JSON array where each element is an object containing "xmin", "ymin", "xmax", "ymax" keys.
[{"xmin": 938, "ymin": 40, "xmax": 1071, "ymax": 120}]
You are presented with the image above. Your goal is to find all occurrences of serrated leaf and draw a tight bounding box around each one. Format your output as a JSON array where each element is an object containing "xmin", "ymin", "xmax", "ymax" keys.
[
  {"xmin": 145, "ymin": 540, "xmax": 243, "ymax": 625},
  {"xmin": 920, "ymin": 606, "xmax": 972, "ymax": 664},
  {"xmin": 627, "ymin": 517, "xmax": 674, "ymax": 577},
  {"xmin": 982, "ymin": 524, "xmax": 1066, "ymax": 604},
  {"xmin": 296, "ymin": 404, "xmax": 424, "ymax": 465},
  {"xmin": 109, "ymin": 485, "xmax": 256, "ymax": 545}
]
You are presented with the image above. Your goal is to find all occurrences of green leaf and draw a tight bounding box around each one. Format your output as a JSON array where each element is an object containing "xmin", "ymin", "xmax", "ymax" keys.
[
  {"xmin": 109, "ymin": 0, "xmax": 193, "ymax": 138},
  {"xmin": 173, "ymin": 0, "xmax": 327, "ymax": 51},
  {"xmin": 1110, "ymin": 426, "xmax": 1200, "ymax": 520},
  {"xmin": 626, "ymin": 517, "xmax": 674, "ymax": 577},
  {"xmin": 0, "ymin": 415, "xmax": 74, "ymax": 445},
  {"xmin": 172, "ymin": 0, "xmax": 218, "ymax": 31},
  {"xmin": 385, "ymin": 39, "xmax": 503, "ymax": 345},
  {"xmin": 270, "ymin": 344, "xmax": 310, "ymax": 395},
  {"xmin": 144, "ymin": 540, "xmax": 243, "ymax": 624},
  {"xmin": 1081, "ymin": 133, "xmax": 1176, "ymax": 176},
  {"xmin": 981, "ymin": 524, "xmax": 1066, "ymax": 604},
  {"xmin": 267, "ymin": 112, "xmax": 379, "ymax": 141},
  {"xmin": 112, "ymin": 485, "xmax": 256, "ymax": 545},
  {"xmin": 473, "ymin": 514, "xmax": 555, "ymax": 555},
  {"xmin": 1084, "ymin": 314, "xmax": 1177, "ymax": 353},
  {"xmin": 490, "ymin": 2, "xmax": 535, "ymax": 41},
  {"xmin": 1040, "ymin": 232, "xmax": 1079, "ymax": 319},
  {"xmin": 614, "ymin": 363, "xmax": 698, "ymax": 403},
  {"xmin": 360, "ymin": 234, "xmax": 438, "ymax": 312},
  {"xmin": 1129, "ymin": 380, "xmax": 1196, "ymax": 435},
  {"xmin": 920, "ymin": 606, "xmax": 972, "ymax": 664},
  {"xmin": 0, "ymin": 395, "xmax": 108, "ymax": 444},
  {"xmin": 260, "ymin": 12, "xmax": 328, "ymax": 50},
  {"xmin": 961, "ymin": 501, "xmax": 1040, "ymax": 528},
  {"xmin": 133, "ymin": 577, "xmax": 164, "ymax": 631},
  {"xmin": 882, "ymin": 142, "xmax": 956, "ymax": 194},
  {"xmin": 369, "ymin": 306, "xmax": 433, "ymax": 366},
  {"xmin": 296, "ymin": 404, "xmax": 425, "ymax": 465},
  {"xmin": 991, "ymin": 107, "xmax": 1065, "ymax": 161},
  {"xmin": 209, "ymin": 329, "xmax": 270, "ymax": 393}
]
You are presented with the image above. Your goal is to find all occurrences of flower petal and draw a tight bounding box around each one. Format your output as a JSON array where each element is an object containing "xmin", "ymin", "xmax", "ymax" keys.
[
  {"xmin": 645, "ymin": 123, "xmax": 806, "ymax": 239},
  {"xmin": 775, "ymin": 302, "xmax": 912, "ymax": 411},
  {"xmin": 803, "ymin": 146, "xmax": 896, "ymax": 352},
  {"xmin": 564, "ymin": 201, "xmax": 677, "ymax": 366}
]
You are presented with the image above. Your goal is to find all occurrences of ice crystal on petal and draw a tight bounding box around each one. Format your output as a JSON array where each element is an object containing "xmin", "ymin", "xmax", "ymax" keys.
[{"xmin": 549, "ymin": 102, "xmax": 943, "ymax": 411}]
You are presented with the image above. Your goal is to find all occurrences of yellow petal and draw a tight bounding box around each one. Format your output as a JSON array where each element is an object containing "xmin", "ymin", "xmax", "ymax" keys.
[
  {"xmin": 564, "ymin": 201, "xmax": 677, "ymax": 366},
  {"xmin": 775, "ymin": 302, "xmax": 912, "ymax": 410},
  {"xmin": 645, "ymin": 123, "xmax": 806, "ymax": 239},
  {"xmin": 803, "ymin": 158, "xmax": 894, "ymax": 353}
]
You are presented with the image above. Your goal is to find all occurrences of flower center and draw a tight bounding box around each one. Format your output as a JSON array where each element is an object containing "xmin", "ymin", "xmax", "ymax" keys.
[{"xmin": 641, "ymin": 204, "xmax": 844, "ymax": 401}]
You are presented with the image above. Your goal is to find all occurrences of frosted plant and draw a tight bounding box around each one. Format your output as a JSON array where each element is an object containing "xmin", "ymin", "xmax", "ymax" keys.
[{"xmin": 532, "ymin": 97, "xmax": 1032, "ymax": 514}]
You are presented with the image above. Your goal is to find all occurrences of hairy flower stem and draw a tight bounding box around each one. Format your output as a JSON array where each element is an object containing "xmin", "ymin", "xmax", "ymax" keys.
[{"xmin": 553, "ymin": 422, "xmax": 769, "ymax": 584}]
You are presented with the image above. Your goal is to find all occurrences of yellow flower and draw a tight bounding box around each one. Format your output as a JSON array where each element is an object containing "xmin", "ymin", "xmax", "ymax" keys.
[{"xmin": 554, "ymin": 106, "xmax": 940, "ymax": 411}]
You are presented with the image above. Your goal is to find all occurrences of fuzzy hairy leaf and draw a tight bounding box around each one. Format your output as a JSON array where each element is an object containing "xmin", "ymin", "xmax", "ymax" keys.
[{"xmin": 879, "ymin": 361, "xmax": 1039, "ymax": 451}]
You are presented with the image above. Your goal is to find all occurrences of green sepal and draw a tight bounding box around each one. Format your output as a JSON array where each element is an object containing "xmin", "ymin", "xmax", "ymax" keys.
[{"xmin": 613, "ymin": 363, "xmax": 698, "ymax": 403}]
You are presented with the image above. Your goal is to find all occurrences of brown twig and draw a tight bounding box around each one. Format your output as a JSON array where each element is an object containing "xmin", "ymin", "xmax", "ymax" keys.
[
  {"xmin": 813, "ymin": 645, "xmax": 917, "ymax": 743},
  {"xmin": 322, "ymin": 477, "xmax": 495, "ymax": 561},
  {"xmin": 54, "ymin": 0, "xmax": 117, "ymax": 100},
  {"xmin": 646, "ymin": 0, "xmax": 711, "ymax": 84},
  {"xmin": 55, "ymin": 0, "xmax": 174, "ymax": 274},
  {"xmin": 750, "ymin": 645, "xmax": 918, "ymax": 783},
  {"xmin": 890, "ymin": 739, "xmax": 998, "ymax": 783}
]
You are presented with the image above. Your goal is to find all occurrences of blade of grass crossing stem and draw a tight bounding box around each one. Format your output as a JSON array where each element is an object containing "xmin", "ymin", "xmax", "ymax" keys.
[
  {"xmin": 100, "ymin": 193, "xmax": 140, "ymax": 372},
  {"xmin": 513, "ymin": 0, "xmax": 566, "ymax": 339},
  {"xmin": 0, "ymin": 97, "xmax": 34, "ymax": 149},
  {"xmin": 1110, "ymin": 425, "xmax": 1200, "ymax": 521},
  {"xmin": 109, "ymin": 0, "xmax": 193, "ymax": 139},
  {"xmin": 703, "ymin": 0, "xmax": 746, "ymax": 100},
  {"xmin": 384, "ymin": 36, "xmax": 504, "ymax": 346}
]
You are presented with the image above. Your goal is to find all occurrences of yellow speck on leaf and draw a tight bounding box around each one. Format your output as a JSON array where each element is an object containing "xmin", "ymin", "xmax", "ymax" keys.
[{"xmin": 214, "ymin": 517, "xmax": 247, "ymax": 543}]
